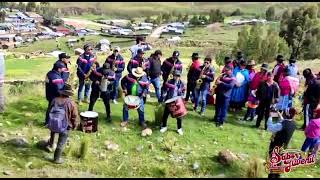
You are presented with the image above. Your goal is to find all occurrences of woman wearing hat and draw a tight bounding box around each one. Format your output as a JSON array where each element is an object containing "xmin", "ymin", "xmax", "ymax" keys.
[
  {"xmin": 88, "ymin": 62, "xmax": 115, "ymax": 122},
  {"xmin": 120, "ymin": 67, "xmax": 150, "ymax": 129},
  {"xmin": 160, "ymin": 70, "xmax": 186, "ymax": 135},
  {"xmin": 250, "ymin": 63, "xmax": 269, "ymax": 91},
  {"xmin": 246, "ymin": 60, "xmax": 256, "ymax": 81},
  {"xmin": 230, "ymin": 59, "xmax": 250, "ymax": 112},
  {"xmin": 76, "ymin": 44, "xmax": 97, "ymax": 104},
  {"xmin": 105, "ymin": 46, "xmax": 125, "ymax": 104}
]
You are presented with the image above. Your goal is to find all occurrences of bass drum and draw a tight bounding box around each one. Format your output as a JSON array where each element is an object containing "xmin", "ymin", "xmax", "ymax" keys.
[
  {"xmin": 80, "ymin": 111, "xmax": 98, "ymax": 133},
  {"xmin": 165, "ymin": 96, "xmax": 188, "ymax": 118}
]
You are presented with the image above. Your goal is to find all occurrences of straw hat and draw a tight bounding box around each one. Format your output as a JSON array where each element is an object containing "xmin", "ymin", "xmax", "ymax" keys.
[
  {"xmin": 59, "ymin": 84, "xmax": 74, "ymax": 97},
  {"xmin": 132, "ymin": 67, "xmax": 146, "ymax": 78},
  {"xmin": 247, "ymin": 60, "xmax": 256, "ymax": 66}
]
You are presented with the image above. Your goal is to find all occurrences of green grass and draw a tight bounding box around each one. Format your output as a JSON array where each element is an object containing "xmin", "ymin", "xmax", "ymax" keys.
[{"xmin": 0, "ymin": 82, "xmax": 319, "ymax": 177}]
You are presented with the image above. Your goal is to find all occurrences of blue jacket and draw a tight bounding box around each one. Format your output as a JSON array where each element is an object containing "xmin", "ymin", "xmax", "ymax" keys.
[
  {"xmin": 286, "ymin": 63, "xmax": 298, "ymax": 78},
  {"xmin": 89, "ymin": 67, "xmax": 115, "ymax": 92},
  {"xmin": 162, "ymin": 78, "xmax": 186, "ymax": 101},
  {"xmin": 215, "ymin": 74, "xmax": 236, "ymax": 98},
  {"xmin": 106, "ymin": 54, "xmax": 125, "ymax": 78},
  {"xmin": 198, "ymin": 65, "xmax": 215, "ymax": 90},
  {"xmin": 127, "ymin": 55, "xmax": 150, "ymax": 74},
  {"xmin": 161, "ymin": 57, "xmax": 183, "ymax": 82},
  {"xmin": 53, "ymin": 60, "xmax": 70, "ymax": 82},
  {"xmin": 76, "ymin": 53, "xmax": 96, "ymax": 79},
  {"xmin": 45, "ymin": 70, "xmax": 65, "ymax": 102},
  {"xmin": 121, "ymin": 73, "xmax": 149, "ymax": 97}
]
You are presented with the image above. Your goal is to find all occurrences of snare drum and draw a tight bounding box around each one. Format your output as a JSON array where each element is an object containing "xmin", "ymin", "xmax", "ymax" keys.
[
  {"xmin": 80, "ymin": 111, "xmax": 98, "ymax": 133},
  {"xmin": 165, "ymin": 96, "xmax": 188, "ymax": 118},
  {"xmin": 124, "ymin": 95, "xmax": 141, "ymax": 110}
]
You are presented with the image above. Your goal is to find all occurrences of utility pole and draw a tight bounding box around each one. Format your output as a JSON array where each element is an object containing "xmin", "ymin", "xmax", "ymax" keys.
[{"xmin": 0, "ymin": 52, "xmax": 4, "ymax": 113}]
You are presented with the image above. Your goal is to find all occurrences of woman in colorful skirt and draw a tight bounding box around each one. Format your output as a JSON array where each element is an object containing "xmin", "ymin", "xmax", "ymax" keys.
[{"xmin": 276, "ymin": 68, "xmax": 293, "ymax": 112}]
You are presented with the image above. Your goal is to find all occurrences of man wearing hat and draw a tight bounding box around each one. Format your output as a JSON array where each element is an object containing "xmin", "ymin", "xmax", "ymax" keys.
[
  {"xmin": 54, "ymin": 53, "xmax": 71, "ymax": 83},
  {"xmin": 127, "ymin": 49, "xmax": 150, "ymax": 74},
  {"xmin": 105, "ymin": 46, "xmax": 125, "ymax": 104},
  {"xmin": 88, "ymin": 62, "xmax": 115, "ymax": 122},
  {"xmin": 76, "ymin": 44, "xmax": 97, "ymax": 104},
  {"xmin": 120, "ymin": 67, "xmax": 150, "ymax": 129},
  {"xmin": 185, "ymin": 52, "xmax": 201, "ymax": 105},
  {"xmin": 213, "ymin": 65, "xmax": 236, "ymax": 128},
  {"xmin": 130, "ymin": 36, "xmax": 152, "ymax": 58},
  {"xmin": 46, "ymin": 84, "xmax": 79, "ymax": 164},
  {"xmin": 272, "ymin": 54, "xmax": 286, "ymax": 83},
  {"xmin": 147, "ymin": 50, "xmax": 163, "ymax": 102},
  {"xmin": 250, "ymin": 63, "xmax": 269, "ymax": 91},
  {"xmin": 160, "ymin": 50, "xmax": 183, "ymax": 100},
  {"xmin": 194, "ymin": 55, "xmax": 215, "ymax": 116},
  {"xmin": 160, "ymin": 70, "xmax": 186, "ymax": 135},
  {"xmin": 45, "ymin": 62, "xmax": 66, "ymax": 125}
]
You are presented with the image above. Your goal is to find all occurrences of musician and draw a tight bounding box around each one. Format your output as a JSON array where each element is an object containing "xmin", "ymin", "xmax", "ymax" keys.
[
  {"xmin": 127, "ymin": 49, "xmax": 149, "ymax": 74},
  {"xmin": 130, "ymin": 36, "xmax": 152, "ymax": 58},
  {"xmin": 185, "ymin": 52, "xmax": 201, "ymax": 105},
  {"xmin": 105, "ymin": 46, "xmax": 125, "ymax": 104},
  {"xmin": 147, "ymin": 50, "xmax": 163, "ymax": 102},
  {"xmin": 213, "ymin": 65, "xmax": 236, "ymax": 128},
  {"xmin": 76, "ymin": 44, "xmax": 97, "ymax": 104},
  {"xmin": 88, "ymin": 63, "xmax": 115, "ymax": 122},
  {"xmin": 53, "ymin": 53, "xmax": 71, "ymax": 82},
  {"xmin": 160, "ymin": 70, "xmax": 186, "ymax": 135},
  {"xmin": 272, "ymin": 55, "xmax": 286, "ymax": 84},
  {"xmin": 194, "ymin": 56, "xmax": 215, "ymax": 116},
  {"xmin": 45, "ymin": 62, "xmax": 65, "ymax": 125},
  {"xmin": 221, "ymin": 56, "xmax": 234, "ymax": 73},
  {"xmin": 160, "ymin": 51, "xmax": 183, "ymax": 100},
  {"xmin": 121, "ymin": 67, "xmax": 150, "ymax": 129}
]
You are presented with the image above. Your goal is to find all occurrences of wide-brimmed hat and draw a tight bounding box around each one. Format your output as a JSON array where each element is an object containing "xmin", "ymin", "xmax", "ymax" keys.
[
  {"xmin": 247, "ymin": 60, "xmax": 256, "ymax": 66},
  {"xmin": 59, "ymin": 84, "xmax": 74, "ymax": 97},
  {"xmin": 59, "ymin": 53, "xmax": 70, "ymax": 59},
  {"xmin": 113, "ymin": 46, "xmax": 121, "ymax": 52},
  {"xmin": 261, "ymin": 63, "xmax": 268, "ymax": 71},
  {"xmin": 191, "ymin": 52, "xmax": 199, "ymax": 59},
  {"xmin": 132, "ymin": 67, "xmax": 146, "ymax": 78}
]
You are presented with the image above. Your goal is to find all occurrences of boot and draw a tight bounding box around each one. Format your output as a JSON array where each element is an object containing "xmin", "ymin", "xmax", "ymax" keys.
[
  {"xmin": 106, "ymin": 116, "xmax": 112, "ymax": 123},
  {"xmin": 53, "ymin": 148, "xmax": 64, "ymax": 164}
]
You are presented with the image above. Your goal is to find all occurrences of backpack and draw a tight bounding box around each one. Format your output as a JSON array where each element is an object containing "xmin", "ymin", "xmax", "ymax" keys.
[{"xmin": 47, "ymin": 98, "xmax": 70, "ymax": 133}]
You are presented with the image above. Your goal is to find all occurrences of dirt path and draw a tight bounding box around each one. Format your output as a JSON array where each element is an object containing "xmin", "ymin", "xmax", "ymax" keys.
[
  {"xmin": 61, "ymin": 18, "xmax": 113, "ymax": 29},
  {"xmin": 149, "ymin": 24, "xmax": 167, "ymax": 39}
]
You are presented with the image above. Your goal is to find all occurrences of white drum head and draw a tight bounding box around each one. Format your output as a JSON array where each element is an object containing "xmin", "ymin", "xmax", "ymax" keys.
[
  {"xmin": 165, "ymin": 96, "xmax": 181, "ymax": 104},
  {"xmin": 236, "ymin": 72, "xmax": 245, "ymax": 84},
  {"xmin": 124, "ymin": 95, "xmax": 140, "ymax": 106},
  {"xmin": 80, "ymin": 111, "xmax": 98, "ymax": 118}
]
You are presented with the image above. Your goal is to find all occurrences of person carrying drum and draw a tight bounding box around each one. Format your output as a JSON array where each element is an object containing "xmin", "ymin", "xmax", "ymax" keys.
[
  {"xmin": 160, "ymin": 70, "xmax": 186, "ymax": 135},
  {"xmin": 105, "ymin": 46, "xmax": 125, "ymax": 104},
  {"xmin": 76, "ymin": 44, "xmax": 97, "ymax": 104},
  {"xmin": 121, "ymin": 67, "xmax": 150, "ymax": 129},
  {"xmin": 160, "ymin": 51, "xmax": 183, "ymax": 101},
  {"xmin": 194, "ymin": 55, "xmax": 215, "ymax": 116},
  {"xmin": 88, "ymin": 62, "xmax": 115, "ymax": 122}
]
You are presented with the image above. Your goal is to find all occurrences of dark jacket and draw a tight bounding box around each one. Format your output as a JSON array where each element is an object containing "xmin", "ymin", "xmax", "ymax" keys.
[
  {"xmin": 198, "ymin": 65, "xmax": 215, "ymax": 90},
  {"xmin": 76, "ymin": 53, "xmax": 96, "ymax": 79},
  {"xmin": 304, "ymin": 78, "xmax": 320, "ymax": 109},
  {"xmin": 161, "ymin": 57, "xmax": 183, "ymax": 82},
  {"xmin": 45, "ymin": 70, "xmax": 65, "ymax": 102},
  {"xmin": 148, "ymin": 55, "xmax": 162, "ymax": 79},
  {"xmin": 105, "ymin": 54, "xmax": 125, "ymax": 78},
  {"xmin": 256, "ymin": 81, "xmax": 280, "ymax": 102},
  {"xmin": 269, "ymin": 120, "xmax": 296, "ymax": 154},
  {"xmin": 53, "ymin": 60, "xmax": 69, "ymax": 82},
  {"xmin": 215, "ymin": 74, "xmax": 236, "ymax": 98},
  {"xmin": 89, "ymin": 67, "xmax": 115, "ymax": 93},
  {"xmin": 127, "ymin": 55, "xmax": 149, "ymax": 74},
  {"xmin": 162, "ymin": 78, "xmax": 186, "ymax": 101},
  {"xmin": 121, "ymin": 74, "xmax": 149, "ymax": 97},
  {"xmin": 187, "ymin": 59, "xmax": 202, "ymax": 82}
]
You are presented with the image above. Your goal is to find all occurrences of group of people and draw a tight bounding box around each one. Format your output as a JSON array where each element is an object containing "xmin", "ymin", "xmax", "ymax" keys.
[{"xmin": 43, "ymin": 36, "xmax": 320, "ymax": 174}]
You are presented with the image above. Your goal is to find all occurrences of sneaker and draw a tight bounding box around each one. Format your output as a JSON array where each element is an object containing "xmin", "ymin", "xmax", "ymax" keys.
[
  {"xmin": 160, "ymin": 127, "xmax": 168, "ymax": 133},
  {"xmin": 121, "ymin": 121, "xmax": 128, "ymax": 127},
  {"xmin": 112, "ymin": 99, "xmax": 118, "ymax": 104},
  {"xmin": 200, "ymin": 112, "xmax": 205, "ymax": 116},
  {"xmin": 177, "ymin": 128, "xmax": 183, "ymax": 135}
]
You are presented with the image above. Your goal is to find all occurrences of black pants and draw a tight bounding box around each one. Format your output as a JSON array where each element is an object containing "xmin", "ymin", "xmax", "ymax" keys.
[
  {"xmin": 45, "ymin": 99, "xmax": 53, "ymax": 125},
  {"xmin": 161, "ymin": 106, "xmax": 182, "ymax": 129},
  {"xmin": 185, "ymin": 81, "xmax": 195, "ymax": 102},
  {"xmin": 48, "ymin": 130, "xmax": 69, "ymax": 149},
  {"xmin": 256, "ymin": 100, "xmax": 271, "ymax": 130},
  {"xmin": 88, "ymin": 87, "xmax": 111, "ymax": 117}
]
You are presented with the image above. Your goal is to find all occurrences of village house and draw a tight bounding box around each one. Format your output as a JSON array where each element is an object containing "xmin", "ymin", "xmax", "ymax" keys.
[
  {"xmin": 0, "ymin": 34, "xmax": 17, "ymax": 49},
  {"xmin": 24, "ymin": 12, "xmax": 44, "ymax": 24}
]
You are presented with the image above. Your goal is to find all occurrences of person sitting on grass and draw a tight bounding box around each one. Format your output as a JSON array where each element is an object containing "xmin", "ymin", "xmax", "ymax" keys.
[
  {"xmin": 160, "ymin": 70, "xmax": 186, "ymax": 135},
  {"xmin": 267, "ymin": 107, "xmax": 297, "ymax": 178},
  {"xmin": 45, "ymin": 84, "xmax": 79, "ymax": 164}
]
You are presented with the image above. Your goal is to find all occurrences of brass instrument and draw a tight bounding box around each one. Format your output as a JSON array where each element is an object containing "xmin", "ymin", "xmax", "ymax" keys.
[
  {"xmin": 212, "ymin": 73, "xmax": 224, "ymax": 94},
  {"xmin": 112, "ymin": 57, "xmax": 117, "ymax": 72},
  {"xmin": 85, "ymin": 62, "xmax": 97, "ymax": 83},
  {"xmin": 196, "ymin": 66, "xmax": 208, "ymax": 89},
  {"xmin": 168, "ymin": 60, "xmax": 176, "ymax": 80}
]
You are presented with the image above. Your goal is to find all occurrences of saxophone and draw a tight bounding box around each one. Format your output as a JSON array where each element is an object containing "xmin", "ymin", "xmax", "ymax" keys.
[
  {"xmin": 84, "ymin": 62, "xmax": 97, "ymax": 83},
  {"xmin": 112, "ymin": 57, "xmax": 117, "ymax": 72},
  {"xmin": 168, "ymin": 60, "xmax": 176, "ymax": 81},
  {"xmin": 196, "ymin": 66, "xmax": 207, "ymax": 89}
]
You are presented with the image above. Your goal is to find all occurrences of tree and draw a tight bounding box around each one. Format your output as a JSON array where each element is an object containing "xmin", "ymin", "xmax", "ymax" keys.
[
  {"xmin": 155, "ymin": 15, "xmax": 162, "ymax": 25},
  {"xmin": 199, "ymin": 15, "xmax": 208, "ymax": 24},
  {"xmin": 0, "ymin": 10, "xmax": 5, "ymax": 23},
  {"xmin": 279, "ymin": 4, "xmax": 319, "ymax": 59},
  {"xmin": 177, "ymin": 13, "xmax": 183, "ymax": 22},
  {"xmin": 18, "ymin": 2, "xmax": 26, "ymax": 12},
  {"xmin": 266, "ymin": 6, "xmax": 276, "ymax": 21},
  {"xmin": 209, "ymin": 9, "xmax": 225, "ymax": 23},
  {"xmin": 182, "ymin": 14, "xmax": 189, "ymax": 22},
  {"xmin": 189, "ymin": 15, "xmax": 200, "ymax": 26},
  {"xmin": 26, "ymin": 2, "xmax": 36, "ymax": 12},
  {"xmin": 145, "ymin": 16, "xmax": 152, "ymax": 23},
  {"xmin": 0, "ymin": 2, "xmax": 8, "ymax": 9},
  {"xmin": 230, "ymin": 8, "xmax": 242, "ymax": 16}
]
